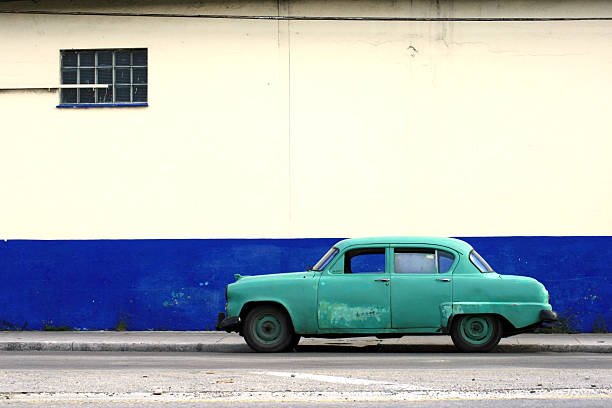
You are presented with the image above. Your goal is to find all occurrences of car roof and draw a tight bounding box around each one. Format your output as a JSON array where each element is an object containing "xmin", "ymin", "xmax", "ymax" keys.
[{"xmin": 334, "ymin": 236, "xmax": 473, "ymax": 254}]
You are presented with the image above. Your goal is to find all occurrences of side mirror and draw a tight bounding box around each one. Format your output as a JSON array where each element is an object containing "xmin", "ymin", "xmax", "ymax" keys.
[{"xmin": 306, "ymin": 265, "xmax": 313, "ymax": 271}]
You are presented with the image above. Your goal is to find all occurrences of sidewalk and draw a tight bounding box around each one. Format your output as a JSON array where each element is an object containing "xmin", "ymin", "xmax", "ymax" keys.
[{"xmin": 1, "ymin": 331, "xmax": 611, "ymax": 353}]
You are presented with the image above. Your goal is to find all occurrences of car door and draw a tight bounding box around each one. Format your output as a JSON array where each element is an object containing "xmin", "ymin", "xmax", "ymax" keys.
[
  {"xmin": 317, "ymin": 245, "xmax": 391, "ymax": 330},
  {"xmin": 390, "ymin": 245, "xmax": 455, "ymax": 329}
]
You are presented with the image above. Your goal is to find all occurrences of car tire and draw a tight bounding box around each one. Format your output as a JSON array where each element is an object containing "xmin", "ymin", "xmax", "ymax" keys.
[
  {"xmin": 289, "ymin": 334, "xmax": 301, "ymax": 351},
  {"xmin": 243, "ymin": 305, "xmax": 295, "ymax": 353},
  {"xmin": 450, "ymin": 314, "xmax": 502, "ymax": 353}
]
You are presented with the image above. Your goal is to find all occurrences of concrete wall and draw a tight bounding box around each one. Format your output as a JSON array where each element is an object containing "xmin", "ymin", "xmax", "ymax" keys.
[
  {"xmin": 2, "ymin": 0, "xmax": 611, "ymax": 238},
  {"xmin": 0, "ymin": 1, "xmax": 610, "ymax": 331}
]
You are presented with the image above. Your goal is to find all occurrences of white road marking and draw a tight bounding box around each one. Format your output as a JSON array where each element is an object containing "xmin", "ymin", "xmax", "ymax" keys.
[{"xmin": 253, "ymin": 371, "xmax": 423, "ymax": 390}]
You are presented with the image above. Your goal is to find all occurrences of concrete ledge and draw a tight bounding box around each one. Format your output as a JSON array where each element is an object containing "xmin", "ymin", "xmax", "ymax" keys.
[
  {"xmin": 0, "ymin": 342, "xmax": 249, "ymax": 353},
  {"xmin": 0, "ymin": 332, "xmax": 610, "ymax": 353}
]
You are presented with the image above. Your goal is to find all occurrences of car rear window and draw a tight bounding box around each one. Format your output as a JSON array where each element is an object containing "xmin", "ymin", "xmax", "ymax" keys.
[{"xmin": 470, "ymin": 250, "xmax": 494, "ymax": 273}]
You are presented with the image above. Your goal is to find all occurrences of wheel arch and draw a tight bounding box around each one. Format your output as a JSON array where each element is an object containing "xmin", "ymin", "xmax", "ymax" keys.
[
  {"xmin": 447, "ymin": 313, "xmax": 516, "ymax": 337},
  {"xmin": 239, "ymin": 300, "xmax": 296, "ymax": 332}
]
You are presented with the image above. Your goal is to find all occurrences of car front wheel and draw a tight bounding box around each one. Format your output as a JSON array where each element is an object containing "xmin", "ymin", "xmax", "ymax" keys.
[
  {"xmin": 289, "ymin": 334, "xmax": 301, "ymax": 351},
  {"xmin": 450, "ymin": 314, "xmax": 502, "ymax": 353},
  {"xmin": 243, "ymin": 305, "xmax": 295, "ymax": 352}
]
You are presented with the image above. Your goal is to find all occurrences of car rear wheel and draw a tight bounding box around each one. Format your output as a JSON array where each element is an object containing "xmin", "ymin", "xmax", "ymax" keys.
[
  {"xmin": 450, "ymin": 314, "xmax": 502, "ymax": 352},
  {"xmin": 243, "ymin": 305, "xmax": 295, "ymax": 352}
]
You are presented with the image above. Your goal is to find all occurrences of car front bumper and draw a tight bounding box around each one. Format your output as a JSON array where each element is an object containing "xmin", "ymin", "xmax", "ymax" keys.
[{"xmin": 215, "ymin": 312, "xmax": 241, "ymax": 332}]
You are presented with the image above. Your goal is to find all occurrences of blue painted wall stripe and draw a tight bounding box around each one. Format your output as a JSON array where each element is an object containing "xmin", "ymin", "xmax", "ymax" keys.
[{"xmin": 0, "ymin": 237, "xmax": 610, "ymax": 332}]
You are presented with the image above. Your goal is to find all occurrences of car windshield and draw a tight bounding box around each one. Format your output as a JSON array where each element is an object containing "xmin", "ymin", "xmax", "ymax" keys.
[
  {"xmin": 470, "ymin": 250, "xmax": 494, "ymax": 273},
  {"xmin": 312, "ymin": 247, "xmax": 339, "ymax": 271}
]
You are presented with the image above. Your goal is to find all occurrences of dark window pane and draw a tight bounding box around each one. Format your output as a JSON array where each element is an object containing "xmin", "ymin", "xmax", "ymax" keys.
[
  {"xmin": 438, "ymin": 251, "xmax": 455, "ymax": 274},
  {"xmin": 79, "ymin": 51, "xmax": 95, "ymax": 67},
  {"xmin": 60, "ymin": 88, "xmax": 77, "ymax": 104},
  {"xmin": 97, "ymin": 51, "xmax": 112, "ymax": 66},
  {"xmin": 79, "ymin": 68, "xmax": 95, "ymax": 84},
  {"xmin": 132, "ymin": 85, "xmax": 147, "ymax": 102},
  {"xmin": 97, "ymin": 87, "xmax": 113, "ymax": 103},
  {"xmin": 345, "ymin": 248, "xmax": 386, "ymax": 274},
  {"xmin": 97, "ymin": 68, "xmax": 112, "ymax": 84},
  {"xmin": 62, "ymin": 52, "xmax": 78, "ymax": 67},
  {"xmin": 61, "ymin": 68, "xmax": 77, "ymax": 84},
  {"xmin": 115, "ymin": 85, "xmax": 131, "ymax": 102},
  {"xmin": 79, "ymin": 88, "xmax": 95, "ymax": 103},
  {"xmin": 115, "ymin": 50, "xmax": 131, "ymax": 66},
  {"xmin": 133, "ymin": 67, "xmax": 147, "ymax": 84},
  {"xmin": 115, "ymin": 67, "xmax": 131, "ymax": 84},
  {"xmin": 60, "ymin": 49, "xmax": 150, "ymax": 105},
  {"xmin": 133, "ymin": 49, "xmax": 147, "ymax": 66},
  {"xmin": 350, "ymin": 253, "xmax": 385, "ymax": 273},
  {"xmin": 394, "ymin": 251, "xmax": 436, "ymax": 274}
]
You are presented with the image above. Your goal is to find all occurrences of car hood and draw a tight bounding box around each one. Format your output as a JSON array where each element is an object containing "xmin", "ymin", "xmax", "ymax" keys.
[{"xmin": 233, "ymin": 271, "xmax": 315, "ymax": 283}]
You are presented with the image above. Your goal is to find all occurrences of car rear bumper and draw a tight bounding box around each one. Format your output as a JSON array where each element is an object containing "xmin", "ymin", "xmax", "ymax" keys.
[
  {"xmin": 540, "ymin": 309, "xmax": 558, "ymax": 323},
  {"xmin": 501, "ymin": 309, "xmax": 559, "ymax": 337},
  {"xmin": 215, "ymin": 312, "xmax": 241, "ymax": 332}
]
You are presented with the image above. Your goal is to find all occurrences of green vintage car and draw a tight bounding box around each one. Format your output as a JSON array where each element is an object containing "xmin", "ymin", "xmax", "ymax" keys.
[{"xmin": 216, "ymin": 237, "xmax": 557, "ymax": 352}]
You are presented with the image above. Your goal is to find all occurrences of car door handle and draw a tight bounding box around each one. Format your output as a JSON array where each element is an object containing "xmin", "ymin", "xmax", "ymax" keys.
[
  {"xmin": 374, "ymin": 278, "xmax": 390, "ymax": 282},
  {"xmin": 436, "ymin": 278, "xmax": 452, "ymax": 282}
]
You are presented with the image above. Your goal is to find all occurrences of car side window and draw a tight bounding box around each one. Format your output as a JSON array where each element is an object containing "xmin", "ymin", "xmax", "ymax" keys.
[
  {"xmin": 394, "ymin": 249, "xmax": 436, "ymax": 274},
  {"xmin": 437, "ymin": 250, "xmax": 455, "ymax": 274},
  {"xmin": 344, "ymin": 248, "xmax": 386, "ymax": 273}
]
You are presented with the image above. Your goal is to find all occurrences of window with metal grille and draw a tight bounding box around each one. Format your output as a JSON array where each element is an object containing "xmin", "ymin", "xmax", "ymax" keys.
[{"xmin": 60, "ymin": 49, "xmax": 147, "ymax": 106}]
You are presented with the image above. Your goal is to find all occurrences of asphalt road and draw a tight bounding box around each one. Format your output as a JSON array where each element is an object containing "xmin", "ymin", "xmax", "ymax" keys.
[
  {"xmin": 1, "ymin": 399, "xmax": 611, "ymax": 408},
  {"xmin": 1, "ymin": 351, "xmax": 611, "ymax": 407}
]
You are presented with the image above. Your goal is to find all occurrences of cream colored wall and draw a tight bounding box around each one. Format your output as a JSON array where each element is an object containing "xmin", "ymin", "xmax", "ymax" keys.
[{"xmin": 1, "ymin": 0, "xmax": 611, "ymax": 239}]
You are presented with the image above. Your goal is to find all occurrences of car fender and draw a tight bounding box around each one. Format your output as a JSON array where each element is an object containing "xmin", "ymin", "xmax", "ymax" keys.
[{"xmin": 449, "ymin": 302, "xmax": 553, "ymax": 330}]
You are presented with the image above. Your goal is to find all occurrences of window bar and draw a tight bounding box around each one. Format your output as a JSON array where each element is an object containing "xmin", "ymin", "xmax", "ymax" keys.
[
  {"xmin": 76, "ymin": 51, "xmax": 80, "ymax": 103},
  {"xmin": 94, "ymin": 51, "xmax": 98, "ymax": 103},
  {"xmin": 130, "ymin": 50, "xmax": 134, "ymax": 103},
  {"xmin": 112, "ymin": 50, "xmax": 116, "ymax": 104}
]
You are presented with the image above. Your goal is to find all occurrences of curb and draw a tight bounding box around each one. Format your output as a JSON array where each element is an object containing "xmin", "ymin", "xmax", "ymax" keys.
[
  {"xmin": 496, "ymin": 344, "xmax": 612, "ymax": 353},
  {"xmin": 0, "ymin": 342, "xmax": 250, "ymax": 352},
  {"xmin": 1, "ymin": 342, "xmax": 611, "ymax": 353}
]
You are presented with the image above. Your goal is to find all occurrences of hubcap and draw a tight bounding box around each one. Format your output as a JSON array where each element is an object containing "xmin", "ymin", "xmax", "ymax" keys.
[
  {"xmin": 460, "ymin": 316, "xmax": 494, "ymax": 344},
  {"xmin": 254, "ymin": 315, "xmax": 282, "ymax": 344}
]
